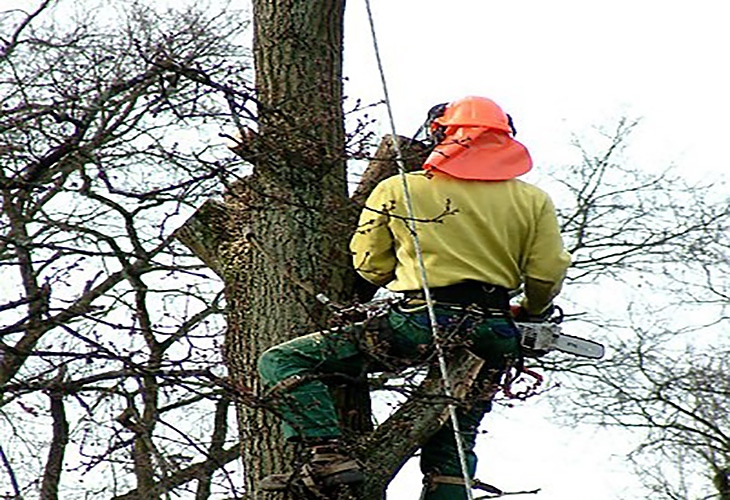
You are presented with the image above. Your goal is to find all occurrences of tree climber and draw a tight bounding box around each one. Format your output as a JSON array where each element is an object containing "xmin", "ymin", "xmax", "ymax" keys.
[{"xmin": 257, "ymin": 96, "xmax": 571, "ymax": 499}]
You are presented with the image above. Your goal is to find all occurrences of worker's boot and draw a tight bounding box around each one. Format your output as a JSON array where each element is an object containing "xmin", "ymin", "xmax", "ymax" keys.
[{"xmin": 259, "ymin": 441, "xmax": 364, "ymax": 492}]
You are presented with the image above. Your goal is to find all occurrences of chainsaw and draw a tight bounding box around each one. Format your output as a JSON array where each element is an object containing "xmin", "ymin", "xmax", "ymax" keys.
[{"xmin": 516, "ymin": 321, "xmax": 604, "ymax": 359}]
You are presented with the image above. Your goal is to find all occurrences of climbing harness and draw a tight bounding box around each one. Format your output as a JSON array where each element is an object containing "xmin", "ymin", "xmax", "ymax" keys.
[
  {"xmin": 316, "ymin": 294, "xmax": 405, "ymax": 370},
  {"xmin": 363, "ymin": 1, "xmax": 475, "ymax": 497}
]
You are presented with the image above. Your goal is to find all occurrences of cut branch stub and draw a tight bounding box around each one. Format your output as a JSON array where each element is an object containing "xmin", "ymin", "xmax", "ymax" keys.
[
  {"xmin": 173, "ymin": 134, "xmax": 429, "ymax": 277},
  {"xmin": 351, "ymin": 134, "xmax": 431, "ymax": 208},
  {"xmin": 173, "ymin": 199, "xmax": 249, "ymax": 278}
]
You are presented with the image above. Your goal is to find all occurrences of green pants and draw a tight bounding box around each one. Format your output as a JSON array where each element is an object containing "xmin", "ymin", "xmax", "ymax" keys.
[{"xmin": 257, "ymin": 304, "xmax": 520, "ymax": 500}]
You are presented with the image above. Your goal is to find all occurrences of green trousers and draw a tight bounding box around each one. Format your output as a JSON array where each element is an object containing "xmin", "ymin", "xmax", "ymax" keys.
[{"xmin": 257, "ymin": 303, "xmax": 520, "ymax": 500}]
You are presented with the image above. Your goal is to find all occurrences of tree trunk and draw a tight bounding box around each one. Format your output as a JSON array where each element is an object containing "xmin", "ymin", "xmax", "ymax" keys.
[
  {"xmin": 226, "ymin": 1, "xmax": 352, "ymax": 498},
  {"xmin": 174, "ymin": 0, "xmax": 466, "ymax": 495}
]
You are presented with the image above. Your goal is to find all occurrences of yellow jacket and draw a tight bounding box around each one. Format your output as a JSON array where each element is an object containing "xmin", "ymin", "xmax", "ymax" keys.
[{"xmin": 350, "ymin": 171, "xmax": 571, "ymax": 314}]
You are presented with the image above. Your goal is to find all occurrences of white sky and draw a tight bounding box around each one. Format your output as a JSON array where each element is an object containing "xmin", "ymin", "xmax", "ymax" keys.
[
  {"xmin": 344, "ymin": 0, "xmax": 730, "ymax": 181},
  {"xmin": 343, "ymin": 1, "xmax": 729, "ymax": 498}
]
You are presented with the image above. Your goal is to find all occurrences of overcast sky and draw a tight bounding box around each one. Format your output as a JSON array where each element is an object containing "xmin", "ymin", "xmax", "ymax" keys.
[
  {"xmin": 343, "ymin": 0, "xmax": 729, "ymax": 182},
  {"xmin": 341, "ymin": 1, "xmax": 728, "ymax": 498}
]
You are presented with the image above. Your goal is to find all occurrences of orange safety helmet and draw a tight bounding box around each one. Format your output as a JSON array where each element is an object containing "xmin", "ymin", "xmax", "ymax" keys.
[
  {"xmin": 422, "ymin": 96, "xmax": 532, "ymax": 181},
  {"xmin": 431, "ymin": 96, "xmax": 513, "ymax": 134}
]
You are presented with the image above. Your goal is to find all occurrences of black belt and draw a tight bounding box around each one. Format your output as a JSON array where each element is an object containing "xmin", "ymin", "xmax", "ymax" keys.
[{"xmin": 403, "ymin": 280, "xmax": 510, "ymax": 310}]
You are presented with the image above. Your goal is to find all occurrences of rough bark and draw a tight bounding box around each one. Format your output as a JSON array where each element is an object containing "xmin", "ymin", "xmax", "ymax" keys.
[{"xmin": 227, "ymin": 2, "xmax": 352, "ymax": 498}]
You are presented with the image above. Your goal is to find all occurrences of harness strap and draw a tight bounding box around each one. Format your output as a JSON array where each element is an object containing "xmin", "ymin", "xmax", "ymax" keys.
[
  {"xmin": 400, "ymin": 299, "xmax": 511, "ymax": 318},
  {"xmin": 427, "ymin": 474, "xmax": 542, "ymax": 498},
  {"xmin": 430, "ymin": 475, "xmax": 504, "ymax": 496},
  {"xmin": 403, "ymin": 281, "xmax": 511, "ymax": 310},
  {"xmin": 265, "ymin": 374, "xmax": 305, "ymax": 396},
  {"xmin": 299, "ymin": 458, "xmax": 361, "ymax": 495}
]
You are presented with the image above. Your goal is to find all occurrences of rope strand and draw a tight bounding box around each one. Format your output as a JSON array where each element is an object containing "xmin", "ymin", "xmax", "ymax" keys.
[{"xmin": 363, "ymin": 2, "xmax": 475, "ymax": 498}]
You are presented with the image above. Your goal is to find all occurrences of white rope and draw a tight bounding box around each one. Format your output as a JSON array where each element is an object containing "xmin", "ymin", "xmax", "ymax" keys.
[{"xmin": 362, "ymin": 2, "xmax": 475, "ymax": 498}]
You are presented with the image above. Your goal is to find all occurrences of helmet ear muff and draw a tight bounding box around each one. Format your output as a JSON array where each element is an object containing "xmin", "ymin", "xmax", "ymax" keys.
[
  {"xmin": 425, "ymin": 102, "xmax": 448, "ymax": 146},
  {"xmin": 507, "ymin": 113, "xmax": 517, "ymax": 136}
]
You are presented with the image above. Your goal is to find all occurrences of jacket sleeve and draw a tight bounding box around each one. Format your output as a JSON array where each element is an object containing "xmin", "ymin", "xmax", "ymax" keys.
[
  {"xmin": 521, "ymin": 194, "xmax": 571, "ymax": 314},
  {"xmin": 349, "ymin": 182, "xmax": 397, "ymax": 287}
]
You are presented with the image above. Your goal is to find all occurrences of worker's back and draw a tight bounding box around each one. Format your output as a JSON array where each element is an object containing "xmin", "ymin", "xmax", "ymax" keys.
[{"xmin": 350, "ymin": 170, "xmax": 570, "ymax": 294}]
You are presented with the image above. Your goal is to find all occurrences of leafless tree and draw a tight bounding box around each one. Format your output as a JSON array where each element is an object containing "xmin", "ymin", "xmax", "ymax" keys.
[
  {"xmin": 542, "ymin": 120, "xmax": 730, "ymax": 499},
  {"xmin": 0, "ymin": 1, "xmax": 255, "ymax": 498}
]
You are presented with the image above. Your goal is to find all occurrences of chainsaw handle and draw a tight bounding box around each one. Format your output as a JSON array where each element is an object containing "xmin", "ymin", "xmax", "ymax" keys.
[{"xmin": 550, "ymin": 304, "xmax": 564, "ymax": 324}]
